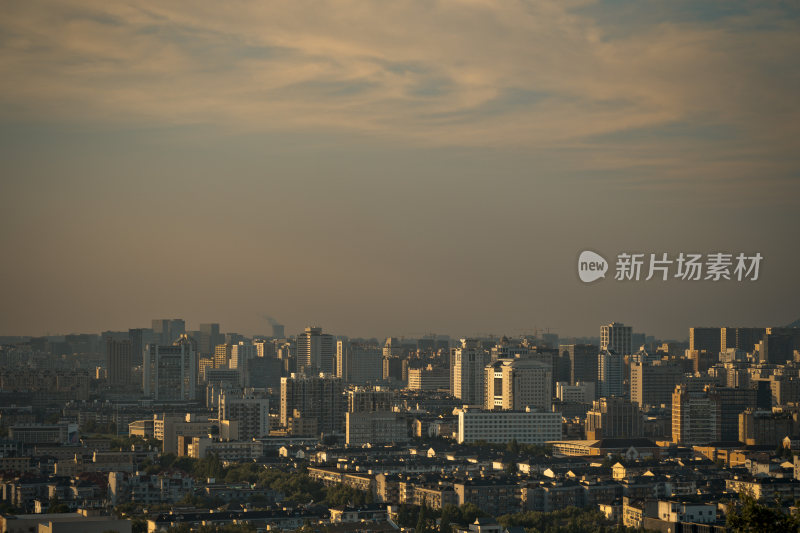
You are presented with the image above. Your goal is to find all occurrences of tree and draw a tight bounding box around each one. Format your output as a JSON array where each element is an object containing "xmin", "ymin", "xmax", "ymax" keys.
[
  {"xmin": 727, "ymin": 492, "xmax": 800, "ymax": 532},
  {"xmin": 416, "ymin": 504, "xmax": 432, "ymax": 533},
  {"xmin": 439, "ymin": 505, "xmax": 457, "ymax": 533}
]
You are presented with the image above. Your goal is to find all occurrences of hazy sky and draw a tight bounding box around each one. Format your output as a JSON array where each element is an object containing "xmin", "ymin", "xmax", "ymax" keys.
[{"xmin": 1, "ymin": 1, "xmax": 799, "ymax": 340}]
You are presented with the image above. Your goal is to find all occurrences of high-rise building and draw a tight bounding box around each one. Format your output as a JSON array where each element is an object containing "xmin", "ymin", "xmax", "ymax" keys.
[
  {"xmin": 452, "ymin": 339, "xmax": 489, "ymax": 406},
  {"xmin": 151, "ymin": 319, "xmax": 186, "ymax": 345},
  {"xmin": 759, "ymin": 328, "xmax": 800, "ymax": 364},
  {"xmin": 630, "ymin": 360, "xmax": 684, "ymax": 409},
  {"xmin": 214, "ymin": 344, "xmax": 233, "ymax": 369},
  {"xmin": 484, "ymin": 358, "xmax": 552, "ymax": 411},
  {"xmin": 407, "ymin": 366, "xmax": 450, "ymax": 391},
  {"xmin": 561, "ymin": 344, "xmax": 599, "ymax": 388},
  {"xmin": 382, "ymin": 356, "xmax": 407, "ymax": 383},
  {"xmin": 296, "ymin": 327, "xmax": 335, "ymax": 375},
  {"xmin": 129, "ymin": 328, "xmax": 153, "ymax": 370},
  {"xmin": 672, "ymin": 385, "xmax": 718, "ymax": 445},
  {"xmin": 106, "ymin": 338, "xmax": 132, "ymax": 388},
  {"xmin": 218, "ymin": 389, "xmax": 270, "ymax": 440},
  {"xmin": 336, "ymin": 341, "xmax": 382, "ymax": 384},
  {"xmin": 721, "ymin": 327, "xmax": 767, "ymax": 354},
  {"xmin": 280, "ymin": 373, "xmax": 345, "ymax": 435},
  {"xmin": 231, "ymin": 342, "xmax": 258, "ymax": 386},
  {"xmin": 708, "ymin": 386, "xmax": 759, "ymax": 442},
  {"xmin": 585, "ymin": 397, "xmax": 642, "ymax": 440},
  {"xmin": 738, "ymin": 408, "xmax": 795, "ymax": 446},
  {"xmin": 254, "ymin": 339, "xmax": 277, "ymax": 359},
  {"xmin": 597, "ymin": 349, "xmax": 624, "ymax": 398},
  {"xmin": 143, "ymin": 334, "xmax": 197, "ymax": 401},
  {"xmin": 600, "ymin": 322, "xmax": 632, "ymax": 355},
  {"xmin": 347, "ymin": 387, "xmax": 394, "ymax": 413},
  {"xmin": 689, "ymin": 327, "xmax": 721, "ymax": 354},
  {"xmin": 686, "ymin": 349, "xmax": 715, "ymax": 374},
  {"xmin": 198, "ymin": 323, "xmax": 223, "ymax": 356},
  {"xmin": 556, "ymin": 381, "xmax": 595, "ymax": 404}
]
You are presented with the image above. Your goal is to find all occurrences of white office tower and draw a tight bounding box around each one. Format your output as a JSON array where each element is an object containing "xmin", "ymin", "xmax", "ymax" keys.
[
  {"xmin": 598, "ymin": 349, "xmax": 624, "ymax": 398},
  {"xmin": 296, "ymin": 326, "xmax": 335, "ymax": 375},
  {"xmin": 143, "ymin": 334, "xmax": 197, "ymax": 401},
  {"xmin": 484, "ymin": 358, "xmax": 552, "ymax": 411},
  {"xmin": 600, "ymin": 322, "xmax": 632, "ymax": 355},
  {"xmin": 336, "ymin": 341, "xmax": 382, "ymax": 384},
  {"xmin": 452, "ymin": 339, "xmax": 489, "ymax": 406}
]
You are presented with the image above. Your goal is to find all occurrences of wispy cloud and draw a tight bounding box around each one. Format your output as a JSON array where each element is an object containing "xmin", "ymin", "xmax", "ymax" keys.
[{"xmin": 0, "ymin": 0, "xmax": 798, "ymax": 186}]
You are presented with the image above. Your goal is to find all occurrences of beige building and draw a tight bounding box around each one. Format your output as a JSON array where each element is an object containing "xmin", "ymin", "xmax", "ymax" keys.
[
  {"xmin": 407, "ymin": 366, "xmax": 450, "ymax": 391},
  {"xmin": 671, "ymin": 385, "xmax": 718, "ymax": 445},
  {"xmin": 452, "ymin": 339, "xmax": 489, "ymax": 407},
  {"xmin": 484, "ymin": 358, "xmax": 552, "ymax": 411},
  {"xmin": 154, "ymin": 414, "xmax": 211, "ymax": 455}
]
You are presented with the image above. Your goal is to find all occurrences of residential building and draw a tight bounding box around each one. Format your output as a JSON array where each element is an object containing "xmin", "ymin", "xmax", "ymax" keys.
[
  {"xmin": 600, "ymin": 322, "xmax": 632, "ymax": 355},
  {"xmin": 143, "ymin": 335, "xmax": 197, "ymax": 401},
  {"xmin": 296, "ymin": 327, "xmax": 335, "ymax": 375}
]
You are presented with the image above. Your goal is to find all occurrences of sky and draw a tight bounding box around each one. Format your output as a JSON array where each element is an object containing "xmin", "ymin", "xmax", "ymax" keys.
[{"xmin": 1, "ymin": 0, "xmax": 799, "ymax": 340}]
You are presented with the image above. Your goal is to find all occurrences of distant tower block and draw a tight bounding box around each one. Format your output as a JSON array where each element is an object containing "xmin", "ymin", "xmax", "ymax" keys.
[{"xmin": 272, "ymin": 324, "xmax": 285, "ymax": 339}]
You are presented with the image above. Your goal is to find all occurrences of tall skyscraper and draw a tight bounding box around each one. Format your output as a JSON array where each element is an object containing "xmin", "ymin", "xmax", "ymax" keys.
[
  {"xmin": 347, "ymin": 387, "xmax": 394, "ymax": 413},
  {"xmin": 106, "ymin": 338, "xmax": 132, "ymax": 388},
  {"xmin": 597, "ymin": 349, "xmax": 624, "ymax": 398},
  {"xmin": 600, "ymin": 322, "xmax": 632, "ymax": 355},
  {"xmin": 198, "ymin": 323, "xmax": 223, "ymax": 356},
  {"xmin": 280, "ymin": 374, "xmax": 345, "ymax": 435},
  {"xmin": 689, "ymin": 327, "xmax": 721, "ymax": 354},
  {"xmin": 759, "ymin": 328, "xmax": 800, "ymax": 364},
  {"xmin": 143, "ymin": 334, "xmax": 197, "ymax": 401},
  {"xmin": 561, "ymin": 344, "xmax": 599, "ymax": 390},
  {"xmin": 585, "ymin": 397, "xmax": 642, "ymax": 440},
  {"xmin": 452, "ymin": 339, "xmax": 489, "ymax": 406},
  {"xmin": 672, "ymin": 385, "xmax": 718, "ymax": 445},
  {"xmin": 336, "ymin": 341, "xmax": 382, "ymax": 384},
  {"xmin": 151, "ymin": 319, "xmax": 186, "ymax": 345},
  {"xmin": 129, "ymin": 328, "xmax": 153, "ymax": 372},
  {"xmin": 214, "ymin": 344, "xmax": 233, "ymax": 368},
  {"xmin": 630, "ymin": 360, "xmax": 684, "ymax": 409},
  {"xmin": 296, "ymin": 327, "xmax": 335, "ymax": 375},
  {"xmin": 484, "ymin": 358, "xmax": 552, "ymax": 411},
  {"xmin": 721, "ymin": 327, "xmax": 767, "ymax": 354},
  {"xmin": 231, "ymin": 342, "xmax": 258, "ymax": 386}
]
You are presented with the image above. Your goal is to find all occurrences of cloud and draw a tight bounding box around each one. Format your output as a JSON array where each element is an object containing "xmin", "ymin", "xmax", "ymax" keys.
[{"xmin": 0, "ymin": 0, "xmax": 798, "ymax": 188}]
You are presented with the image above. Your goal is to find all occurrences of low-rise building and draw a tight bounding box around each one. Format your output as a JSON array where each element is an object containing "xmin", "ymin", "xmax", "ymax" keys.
[{"xmin": 456, "ymin": 408, "xmax": 561, "ymax": 445}]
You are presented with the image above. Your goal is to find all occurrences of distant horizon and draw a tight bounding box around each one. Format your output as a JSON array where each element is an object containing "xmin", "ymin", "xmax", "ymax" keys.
[{"xmin": 5, "ymin": 317, "xmax": 800, "ymax": 344}]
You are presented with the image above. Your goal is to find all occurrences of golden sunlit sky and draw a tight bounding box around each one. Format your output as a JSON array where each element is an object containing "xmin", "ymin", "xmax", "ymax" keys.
[{"xmin": 1, "ymin": 1, "xmax": 799, "ymax": 339}]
